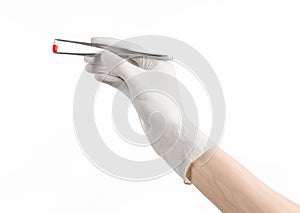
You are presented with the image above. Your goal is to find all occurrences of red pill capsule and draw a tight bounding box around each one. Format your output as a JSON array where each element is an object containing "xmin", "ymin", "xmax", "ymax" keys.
[{"xmin": 52, "ymin": 44, "xmax": 58, "ymax": 53}]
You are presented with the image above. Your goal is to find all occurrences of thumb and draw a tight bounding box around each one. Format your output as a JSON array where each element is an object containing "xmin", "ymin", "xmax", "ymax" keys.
[
  {"xmin": 101, "ymin": 51, "xmax": 143, "ymax": 80},
  {"xmin": 95, "ymin": 73, "xmax": 130, "ymax": 97}
]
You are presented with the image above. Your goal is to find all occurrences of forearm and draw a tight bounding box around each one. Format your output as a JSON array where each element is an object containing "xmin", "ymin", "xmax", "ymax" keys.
[{"xmin": 189, "ymin": 149, "xmax": 300, "ymax": 212}]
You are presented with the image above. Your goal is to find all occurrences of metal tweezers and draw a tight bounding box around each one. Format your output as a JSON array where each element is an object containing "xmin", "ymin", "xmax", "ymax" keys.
[{"xmin": 52, "ymin": 39, "xmax": 172, "ymax": 61}]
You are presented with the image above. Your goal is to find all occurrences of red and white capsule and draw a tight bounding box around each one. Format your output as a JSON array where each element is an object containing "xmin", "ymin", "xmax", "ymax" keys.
[{"xmin": 52, "ymin": 40, "xmax": 58, "ymax": 53}]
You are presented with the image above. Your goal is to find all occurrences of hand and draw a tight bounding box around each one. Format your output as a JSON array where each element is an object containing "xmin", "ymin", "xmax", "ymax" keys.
[{"xmin": 84, "ymin": 37, "xmax": 216, "ymax": 183}]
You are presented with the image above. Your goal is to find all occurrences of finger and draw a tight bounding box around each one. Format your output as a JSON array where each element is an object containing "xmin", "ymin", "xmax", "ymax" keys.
[
  {"xmin": 95, "ymin": 73, "xmax": 130, "ymax": 97},
  {"xmin": 84, "ymin": 55, "xmax": 93, "ymax": 63},
  {"xmin": 95, "ymin": 73, "xmax": 123, "ymax": 84},
  {"xmin": 85, "ymin": 64, "xmax": 111, "ymax": 74},
  {"xmin": 84, "ymin": 54, "xmax": 102, "ymax": 64},
  {"xmin": 100, "ymin": 51, "xmax": 143, "ymax": 80},
  {"xmin": 91, "ymin": 37, "xmax": 120, "ymax": 45}
]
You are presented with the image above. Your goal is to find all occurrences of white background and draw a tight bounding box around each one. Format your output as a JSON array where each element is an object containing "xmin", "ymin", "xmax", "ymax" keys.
[{"xmin": 1, "ymin": 0, "xmax": 300, "ymax": 212}]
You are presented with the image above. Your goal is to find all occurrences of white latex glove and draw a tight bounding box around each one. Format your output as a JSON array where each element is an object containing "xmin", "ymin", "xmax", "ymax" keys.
[{"xmin": 84, "ymin": 37, "xmax": 216, "ymax": 183}]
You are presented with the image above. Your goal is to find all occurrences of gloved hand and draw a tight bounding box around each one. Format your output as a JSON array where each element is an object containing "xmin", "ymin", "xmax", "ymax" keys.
[{"xmin": 84, "ymin": 37, "xmax": 216, "ymax": 183}]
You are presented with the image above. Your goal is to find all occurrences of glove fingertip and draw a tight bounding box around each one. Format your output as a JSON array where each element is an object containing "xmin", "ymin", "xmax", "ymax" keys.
[
  {"xmin": 84, "ymin": 55, "xmax": 94, "ymax": 63},
  {"xmin": 100, "ymin": 51, "xmax": 123, "ymax": 64},
  {"xmin": 91, "ymin": 37, "xmax": 119, "ymax": 45}
]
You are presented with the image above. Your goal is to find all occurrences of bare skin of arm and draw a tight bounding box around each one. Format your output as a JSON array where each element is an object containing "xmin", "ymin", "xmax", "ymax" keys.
[{"xmin": 188, "ymin": 149, "xmax": 300, "ymax": 212}]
